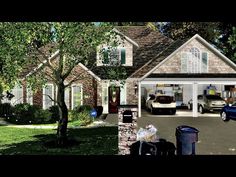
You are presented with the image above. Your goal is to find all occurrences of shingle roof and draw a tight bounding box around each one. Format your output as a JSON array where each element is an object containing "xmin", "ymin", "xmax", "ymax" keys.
[
  {"xmin": 147, "ymin": 73, "xmax": 236, "ymax": 78},
  {"xmin": 130, "ymin": 38, "xmax": 189, "ymax": 78},
  {"xmin": 21, "ymin": 26, "xmax": 185, "ymax": 80}
]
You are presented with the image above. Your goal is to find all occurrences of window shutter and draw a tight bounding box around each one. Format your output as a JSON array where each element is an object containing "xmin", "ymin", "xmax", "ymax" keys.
[
  {"xmin": 121, "ymin": 48, "xmax": 126, "ymax": 64},
  {"xmin": 181, "ymin": 53, "xmax": 188, "ymax": 73},
  {"xmin": 103, "ymin": 48, "xmax": 109, "ymax": 64},
  {"xmin": 202, "ymin": 52, "xmax": 208, "ymax": 72}
]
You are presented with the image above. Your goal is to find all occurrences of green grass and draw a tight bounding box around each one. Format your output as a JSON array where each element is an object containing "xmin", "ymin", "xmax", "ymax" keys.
[{"xmin": 0, "ymin": 126, "xmax": 118, "ymax": 155}]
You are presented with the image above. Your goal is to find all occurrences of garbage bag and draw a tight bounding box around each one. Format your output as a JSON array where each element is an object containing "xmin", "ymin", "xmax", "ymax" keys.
[{"xmin": 137, "ymin": 124, "xmax": 158, "ymax": 142}]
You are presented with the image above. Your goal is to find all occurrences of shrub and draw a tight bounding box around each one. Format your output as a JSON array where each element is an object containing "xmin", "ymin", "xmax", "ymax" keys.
[
  {"xmin": 7, "ymin": 103, "xmax": 54, "ymax": 125},
  {"xmin": 74, "ymin": 105, "xmax": 92, "ymax": 112},
  {"xmin": 0, "ymin": 103, "xmax": 13, "ymax": 117},
  {"xmin": 34, "ymin": 109, "xmax": 52, "ymax": 124},
  {"xmin": 69, "ymin": 109, "xmax": 93, "ymax": 126},
  {"xmin": 48, "ymin": 105, "xmax": 60, "ymax": 123}
]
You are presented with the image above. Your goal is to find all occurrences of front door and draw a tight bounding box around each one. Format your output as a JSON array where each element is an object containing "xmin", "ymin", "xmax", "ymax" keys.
[{"xmin": 108, "ymin": 86, "xmax": 120, "ymax": 113}]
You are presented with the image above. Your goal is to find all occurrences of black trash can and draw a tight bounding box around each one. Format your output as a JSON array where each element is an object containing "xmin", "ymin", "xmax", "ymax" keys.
[{"xmin": 175, "ymin": 125, "xmax": 199, "ymax": 155}]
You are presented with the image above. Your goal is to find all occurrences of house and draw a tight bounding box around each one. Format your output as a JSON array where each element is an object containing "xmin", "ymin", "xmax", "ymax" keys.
[{"xmin": 4, "ymin": 26, "xmax": 236, "ymax": 118}]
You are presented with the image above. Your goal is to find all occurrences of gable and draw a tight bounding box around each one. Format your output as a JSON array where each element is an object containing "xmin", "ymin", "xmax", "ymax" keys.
[
  {"xmin": 153, "ymin": 38, "xmax": 236, "ymax": 74},
  {"xmin": 96, "ymin": 35, "xmax": 133, "ymax": 66}
]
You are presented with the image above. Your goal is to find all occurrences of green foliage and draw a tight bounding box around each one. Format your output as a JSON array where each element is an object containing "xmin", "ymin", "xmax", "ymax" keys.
[
  {"xmin": 7, "ymin": 103, "xmax": 54, "ymax": 124},
  {"xmin": 0, "ymin": 103, "xmax": 13, "ymax": 117},
  {"xmin": 73, "ymin": 105, "xmax": 92, "ymax": 112},
  {"xmin": 1, "ymin": 22, "xmax": 127, "ymax": 131},
  {"xmin": 69, "ymin": 110, "xmax": 93, "ymax": 126},
  {"xmin": 69, "ymin": 105, "xmax": 94, "ymax": 126},
  {"xmin": 48, "ymin": 105, "xmax": 60, "ymax": 123},
  {"xmin": 161, "ymin": 22, "xmax": 219, "ymax": 42}
]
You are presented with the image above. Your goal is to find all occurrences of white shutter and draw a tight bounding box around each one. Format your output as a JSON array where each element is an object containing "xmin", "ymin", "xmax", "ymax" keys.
[
  {"xmin": 11, "ymin": 85, "xmax": 23, "ymax": 105},
  {"xmin": 71, "ymin": 85, "xmax": 82, "ymax": 110},
  {"xmin": 181, "ymin": 52, "xmax": 188, "ymax": 73},
  {"xmin": 43, "ymin": 84, "xmax": 54, "ymax": 109},
  {"xmin": 26, "ymin": 87, "xmax": 33, "ymax": 105}
]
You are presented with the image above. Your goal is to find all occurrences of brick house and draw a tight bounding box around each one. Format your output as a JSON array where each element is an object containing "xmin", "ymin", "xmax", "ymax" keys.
[{"xmin": 4, "ymin": 26, "xmax": 236, "ymax": 117}]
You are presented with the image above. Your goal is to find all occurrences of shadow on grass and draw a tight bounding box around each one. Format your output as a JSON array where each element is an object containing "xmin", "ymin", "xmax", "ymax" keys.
[{"xmin": 0, "ymin": 126, "xmax": 118, "ymax": 155}]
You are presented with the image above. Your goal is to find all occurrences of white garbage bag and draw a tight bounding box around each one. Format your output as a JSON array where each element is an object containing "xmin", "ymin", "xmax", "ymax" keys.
[{"xmin": 137, "ymin": 124, "xmax": 158, "ymax": 142}]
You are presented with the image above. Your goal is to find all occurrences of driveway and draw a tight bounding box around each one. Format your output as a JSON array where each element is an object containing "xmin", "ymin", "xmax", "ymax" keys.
[{"xmin": 138, "ymin": 112, "xmax": 236, "ymax": 155}]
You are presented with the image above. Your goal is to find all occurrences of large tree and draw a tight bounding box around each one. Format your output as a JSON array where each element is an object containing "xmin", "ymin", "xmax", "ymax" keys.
[
  {"xmin": 228, "ymin": 26, "xmax": 236, "ymax": 62},
  {"xmin": 161, "ymin": 22, "xmax": 219, "ymax": 42},
  {"xmin": 0, "ymin": 22, "xmax": 125, "ymax": 144}
]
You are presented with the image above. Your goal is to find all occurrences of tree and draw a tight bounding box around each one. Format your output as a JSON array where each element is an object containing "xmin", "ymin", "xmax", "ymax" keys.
[
  {"xmin": 228, "ymin": 26, "xmax": 236, "ymax": 62},
  {"xmin": 217, "ymin": 22, "xmax": 236, "ymax": 62},
  {"xmin": 161, "ymin": 22, "xmax": 219, "ymax": 43},
  {"xmin": 0, "ymin": 22, "xmax": 126, "ymax": 145}
]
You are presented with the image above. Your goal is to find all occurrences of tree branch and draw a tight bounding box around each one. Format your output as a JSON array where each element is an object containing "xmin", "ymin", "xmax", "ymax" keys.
[
  {"xmin": 65, "ymin": 73, "xmax": 92, "ymax": 88},
  {"xmin": 43, "ymin": 94, "xmax": 58, "ymax": 104},
  {"xmin": 34, "ymin": 46, "xmax": 57, "ymax": 74}
]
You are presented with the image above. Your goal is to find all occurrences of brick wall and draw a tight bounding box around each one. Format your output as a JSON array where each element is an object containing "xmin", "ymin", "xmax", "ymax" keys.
[
  {"xmin": 153, "ymin": 38, "xmax": 236, "ymax": 74},
  {"xmin": 126, "ymin": 78, "xmax": 138, "ymax": 105},
  {"xmin": 33, "ymin": 89, "xmax": 43, "ymax": 107},
  {"xmin": 25, "ymin": 64, "xmax": 98, "ymax": 109}
]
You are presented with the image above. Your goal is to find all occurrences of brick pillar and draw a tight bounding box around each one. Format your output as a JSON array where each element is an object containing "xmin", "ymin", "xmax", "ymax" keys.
[{"xmin": 118, "ymin": 105, "xmax": 138, "ymax": 155}]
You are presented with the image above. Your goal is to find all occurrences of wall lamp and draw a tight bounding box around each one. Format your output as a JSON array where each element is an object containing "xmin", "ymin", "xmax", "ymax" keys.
[{"xmin": 134, "ymin": 84, "xmax": 138, "ymax": 94}]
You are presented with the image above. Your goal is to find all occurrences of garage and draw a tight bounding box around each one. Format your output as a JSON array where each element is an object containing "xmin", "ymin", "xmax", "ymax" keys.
[{"xmin": 139, "ymin": 74, "xmax": 236, "ymax": 118}]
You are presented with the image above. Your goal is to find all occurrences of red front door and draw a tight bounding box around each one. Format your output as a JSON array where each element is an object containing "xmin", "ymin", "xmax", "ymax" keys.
[{"xmin": 108, "ymin": 86, "xmax": 120, "ymax": 113}]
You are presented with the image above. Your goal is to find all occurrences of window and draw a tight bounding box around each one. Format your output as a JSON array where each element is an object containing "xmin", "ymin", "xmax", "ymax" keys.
[
  {"xmin": 43, "ymin": 84, "xmax": 54, "ymax": 109},
  {"xmin": 11, "ymin": 85, "xmax": 23, "ymax": 105},
  {"xmin": 102, "ymin": 47, "xmax": 126, "ymax": 65},
  {"xmin": 26, "ymin": 87, "xmax": 33, "ymax": 105},
  {"xmin": 71, "ymin": 84, "xmax": 83, "ymax": 110},
  {"xmin": 181, "ymin": 48, "xmax": 208, "ymax": 73}
]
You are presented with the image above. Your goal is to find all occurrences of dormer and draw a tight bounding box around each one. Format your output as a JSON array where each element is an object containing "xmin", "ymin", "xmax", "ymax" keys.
[{"xmin": 96, "ymin": 29, "xmax": 138, "ymax": 66}]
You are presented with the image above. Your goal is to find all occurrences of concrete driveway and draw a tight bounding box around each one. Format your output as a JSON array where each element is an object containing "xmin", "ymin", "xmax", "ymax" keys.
[{"xmin": 138, "ymin": 110, "xmax": 236, "ymax": 155}]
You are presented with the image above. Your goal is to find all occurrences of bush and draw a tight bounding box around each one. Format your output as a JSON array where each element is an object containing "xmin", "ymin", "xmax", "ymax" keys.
[
  {"xmin": 69, "ymin": 109, "xmax": 93, "ymax": 126},
  {"xmin": 48, "ymin": 105, "xmax": 60, "ymax": 123},
  {"xmin": 7, "ymin": 103, "xmax": 54, "ymax": 125},
  {"xmin": 74, "ymin": 105, "xmax": 92, "ymax": 112},
  {"xmin": 0, "ymin": 103, "xmax": 13, "ymax": 117},
  {"xmin": 32, "ymin": 108, "xmax": 53, "ymax": 124}
]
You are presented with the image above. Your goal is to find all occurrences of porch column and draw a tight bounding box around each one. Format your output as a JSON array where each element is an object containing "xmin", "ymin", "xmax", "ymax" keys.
[
  {"xmin": 138, "ymin": 81, "xmax": 141, "ymax": 117},
  {"xmin": 192, "ymin": 82, "xmax": 198, "ymax": 117}
]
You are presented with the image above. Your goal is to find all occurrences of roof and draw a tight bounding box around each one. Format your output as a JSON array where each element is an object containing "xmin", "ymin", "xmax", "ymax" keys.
[
  {"xmin": 140, "ymin": 34, "xmax": 236, "ymax": 80},
  {"xmin": 19, "ymin": 43, "xmax": 58, "ymax": 78},
  {"xmin": 22, "ymin": 27, "xmax": 234, "ymax": 81},
  {"xmin": 130, "ymin": 38, "xmax": 189, "ymax": 78},
  {"xmin": 147, "ymin": 73, "xmax": 236, "ymax": 78}
]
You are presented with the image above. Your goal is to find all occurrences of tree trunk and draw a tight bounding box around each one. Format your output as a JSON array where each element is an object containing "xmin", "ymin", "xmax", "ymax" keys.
[{"xmin": 56, "ymin": 82, "xmax": 68, "ymax": 146}]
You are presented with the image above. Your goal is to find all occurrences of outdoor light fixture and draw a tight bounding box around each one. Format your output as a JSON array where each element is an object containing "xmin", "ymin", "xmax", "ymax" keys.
[{"xmin": 134, "ymin": 84, "xmax": 138, "ymax": 94}]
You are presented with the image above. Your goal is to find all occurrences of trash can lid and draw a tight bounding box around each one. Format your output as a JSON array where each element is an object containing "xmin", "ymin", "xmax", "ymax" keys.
[{"xmin": 177, "ymin": 125, "xmax": 199, "ymax": 133}]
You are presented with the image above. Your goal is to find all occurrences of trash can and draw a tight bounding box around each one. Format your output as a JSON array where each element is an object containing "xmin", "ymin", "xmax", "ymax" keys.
[{"xmin": 175, "ymin": 125, "xmax": 199, "ymax": 155}]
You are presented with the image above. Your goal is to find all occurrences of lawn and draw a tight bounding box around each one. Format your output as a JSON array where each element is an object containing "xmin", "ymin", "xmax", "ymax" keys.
[{"xmin": 0, "ymin": 125, "xmax": 118, "ymax": 155}]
